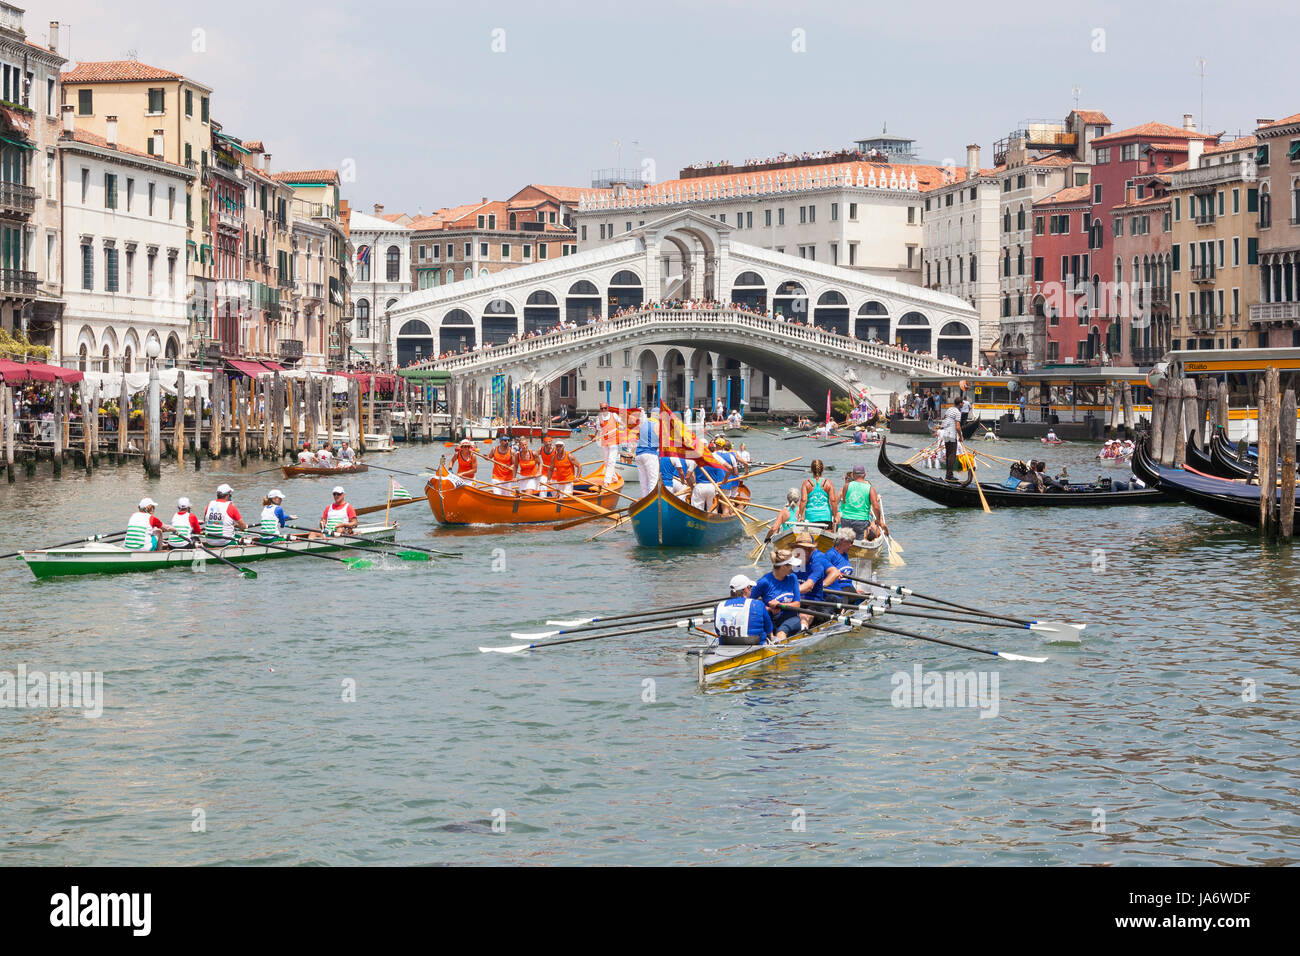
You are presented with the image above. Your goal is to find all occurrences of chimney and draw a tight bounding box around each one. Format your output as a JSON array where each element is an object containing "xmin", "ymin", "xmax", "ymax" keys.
[
  {"xmin": 105, "ymin": 115, "xmax": 118, "ymax": 149},
  {"xmin": 481, "ymin": 197, "xmax": 488, "ymax": 205},
  {"xmin": 1183, "ymin": 113, "xmax": 1196, "ymax": 131},
  {"xmin": 1186, "ymin": 139, "xmax": 1204, "ymax": 168},
  {"xmin": 153, "ymin": 128, "xmax": 164, "ymax": 160},
  {"xmin": 262, "ymin": 152, "xmax": 271, "ymax": 172},
  {"xmin": 1125, "ymin": 185, "xmax": 1136, "ymax": 205},
  {"xmin": 60, "ymin": 103, "xmax": 73, "ymax": 136},
  {"xmin": 373, "ymin": 202, "xmax": 384, "ymax": 216},
  {"xmin": 48, "ymin": 21, "xmax": 59, "ymax": 54},
  {"xmin": 1256, "ymin": 118, "xmax": 1275, "ymax": 128},
  {"xmin": 965, "ymin": 144, "xmax": 980, "ymax": 178}
]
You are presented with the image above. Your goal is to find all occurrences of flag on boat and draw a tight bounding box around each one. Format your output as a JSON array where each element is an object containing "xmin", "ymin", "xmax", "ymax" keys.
[
  {"xmin": 390, "ymin": 478, "xmax": 412, "ymax": 500},
  {"xmin": 598, "ymin": 403, "xmax": 641, "ymax": 446},
  {"xmin": 825, "ymin": 388, "xmax": 832, "ymax": 425},
  {"xmin": 657, "ymin": 401, "xmax": 727, "ymax": 468}
]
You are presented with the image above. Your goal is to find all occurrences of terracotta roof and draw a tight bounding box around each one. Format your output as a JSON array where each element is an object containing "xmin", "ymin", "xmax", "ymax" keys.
[
  {"xmin": 1033, "ymin": 185, "xmax": 1091, "ymax": 207},
  {"xmin": 919, "ymin": 166, "xmax": 1003, "ymax": 192},
  {"xmin": 61, "ymin": 60, "xmax": 184, "ymax": 83},
  {"xmin": 1091, "ymin": 122, "xmax": 1217, "ymax": 145},
  {"xmin": 1112, "ymin": 194, "xmax": 1170, "ymax": 211},
  {"xmin": 272, "ymin": 169, "xmax": 338, "ymax": 184},
  {"xmin": 379, "ymin": 213, "xmax": 407, "ymax": 222},
  {"xmin": 1258, "ymin": 112, "xmax": 1300, "ymax": 130},
  {"xmin": 243, "ymin": 140, "xmax": 264, "ymax": 151},
  {"xmin": 1205, "ymin": 135, "xmax": 1257, "ymax": 155},
  {"xmin": 1074, "ymin": 110, "xmax": 1112, "ymax": 125},
  {"xmin": 527, "ymin": 184, "xmax": 586, "ymax": 203},
  {"xmin": 59, "ymin": 129, "xmax": 187, "ymax": 171}
]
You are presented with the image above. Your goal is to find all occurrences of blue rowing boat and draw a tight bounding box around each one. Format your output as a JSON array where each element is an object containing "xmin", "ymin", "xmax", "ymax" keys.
[{"xmin": 627, "ymin": 482, "xmax": 745, "ymax": 548}]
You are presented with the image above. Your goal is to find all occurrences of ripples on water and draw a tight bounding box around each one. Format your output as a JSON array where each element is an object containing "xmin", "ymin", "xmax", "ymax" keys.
[{"xmin": 0, "ymin": 433, "xmax": 1296, "ymax": 865}]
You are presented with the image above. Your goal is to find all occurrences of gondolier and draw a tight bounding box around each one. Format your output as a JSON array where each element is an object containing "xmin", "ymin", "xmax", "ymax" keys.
[
  {"xmin": 124, "ymin": 499, "xmax": 171, "ymax": 552},
  {"xmin": 634, "ymin": 407, "xmax": 660, "ymax": 498},
  {"xmin": 939, "ymin": 400, "xmax": 962, "ymax": 481},
  {"xmin": 204, "ymin": 484, "xmax": 246, "ymax": 543},
  {"xmin": 713, "ymin": 574, "xmax": 773, "ymax": 646}
]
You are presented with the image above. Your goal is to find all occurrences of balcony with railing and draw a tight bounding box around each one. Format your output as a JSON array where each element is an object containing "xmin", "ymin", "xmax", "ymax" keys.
[
  {"xmin": 1191, "ymin": 264, "xmax": 1216, "ymax": 283},
  {"xmin": 1171, "ymin": 161, "xmax": 1250, "ymax": 190},
  {"xmin": 0, "ymin": 268, "xmax": 37, "ymax": 296},
  {"xmin": 1250, "ymin": 301, "xmax": 1300, "ymax": 323},
  {"xmin": 277, "ymin": 338, "xmax": 303, "ymax": 360},
  {"xmin": 0, "ymin": 181, "xmax": 36, "ymax": 217},
  {"xmin": 299, "ymin": 281, "xmax": 324, "ymax": 302},
  {"xmin": 1193, "ymin": 212, "xmax": 1216, "ymax": 226}
]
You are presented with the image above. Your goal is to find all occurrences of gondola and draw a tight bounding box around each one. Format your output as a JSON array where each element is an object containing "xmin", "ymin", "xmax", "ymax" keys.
[
  {"xmin": 1133, "ymin": 439, "xmax": 1297, "ymax": 533},
  {"xmin": 876, "ymin": 437, "xmax": 1168, "ymax": 508},
  {"xmin": 961, "ymin": 415, "xmax": 983, "ymax": 440},
  {"xmin": 1208, "ymin": 431, "xmax": 1258, "ymax": 480}
]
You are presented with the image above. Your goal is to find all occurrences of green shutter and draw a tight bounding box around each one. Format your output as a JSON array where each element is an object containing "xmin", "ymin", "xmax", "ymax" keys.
[
  {"xmin": 1247, "ymin": 238, "xmax": 1258, "ymax": 265},
  {"xmin": 146, "ymin": 137, "xmax": 154, "ymax": 155},
  {"xmin": 1247, "ymin": 189, "xmax": 1258, "ymax": 213},
  {"xmin": 1255, "ymin": 145, "xmax": 1269, "ymax": 165},
  {"xmin": 1289, "ymin": 141, "xmax": 1300, "ymax": 160},
  {"xmin": 1172, "ymin": 245, "xmax": 1180, "ymax": 271}
]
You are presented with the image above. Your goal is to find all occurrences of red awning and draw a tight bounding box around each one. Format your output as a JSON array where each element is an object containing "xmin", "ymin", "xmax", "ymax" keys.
[
  {"xmin": 0, "ymin": 359, "xmax": 84, "ymax": 383},
  {"xmin": 351, "ymin": 372, "xmax": 396, "ymax": 394},
  {"xmin": 227, "ymin": 360, "xmax": 272, "ymax": 378},
  {"xmin": 0, "ymin": 106, "xmax": 32, "ymax": 136},
  {"xmin": 262, "ymin": 361, "xmax": 286, "ymax": 372}
]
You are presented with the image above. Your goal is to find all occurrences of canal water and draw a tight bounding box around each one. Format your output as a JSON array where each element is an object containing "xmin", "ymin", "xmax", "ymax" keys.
[{"xmin": 1, "ymin": 428, "xmax": 1296, "ymax": 865}]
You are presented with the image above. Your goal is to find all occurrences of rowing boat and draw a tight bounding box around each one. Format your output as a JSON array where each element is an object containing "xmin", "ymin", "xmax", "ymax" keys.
[
  {"xmin": 281, "ymin": 462, "xmax": 369, "ymax": 478},
  {"xmin": 425, "ymin": 468, "xmax": 623, "ymax": 525},
  {"xmin": 16, "ymin": 524, "xmax": 398, "ymax": 579},
  {"xmin": 627, "ymin": 481, "xmax": 750, "ymax": 547},
  {"xmin": 771, "ymin": 524, "xmax": 887, "ymax": 568},
  {"xmin": 695, "ymin": 614, "xmax": 863, "ymax": 685}
]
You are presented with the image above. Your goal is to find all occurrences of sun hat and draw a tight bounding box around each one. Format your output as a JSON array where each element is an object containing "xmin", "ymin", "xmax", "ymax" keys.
[
  {"xmin": 268, "ymin": 489, "xmax": 284, "ymax": 500},
  {"xmin": 729, "ymin": 574, "xmax": 756, "ymax": 592},
  {"xmin": 331, "ymin": 486, "xmax": 345, "ymax": 495},
  {"xmin": 138, "ymin": 497, "xmax": 157, "ymax": 509},
  {"xmin": 793, "ymin": 532, "xmax": 816, "ymax": 548}
]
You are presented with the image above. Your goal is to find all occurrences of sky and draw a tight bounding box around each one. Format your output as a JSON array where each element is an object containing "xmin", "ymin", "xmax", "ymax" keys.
[{"xmin": 31, "ymin": 0, "xmax": 1299, "ymax": 217}]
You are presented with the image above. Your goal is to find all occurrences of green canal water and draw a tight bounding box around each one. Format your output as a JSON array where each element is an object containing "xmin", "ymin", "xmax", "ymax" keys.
[{"xmin": 1, "ymin": 429, "xmax": 1296, "ymax": 865}]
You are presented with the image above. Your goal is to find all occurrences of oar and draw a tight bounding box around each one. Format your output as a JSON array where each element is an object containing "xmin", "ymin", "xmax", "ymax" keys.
[
  {"xmin": 251, "ymin": 536, "xmax": 374, "ymax": 569},
  {"xmin": 554, "ymin": 506, "xmax": 631, "ymax": 531},
  {"xmin": 181, "ymin": 536, "xmax": 258, "ymax": 579},
  {"xmin": 508, "ymin": 606, "xmax": 715, "ymax": 640},
  {"xmin": 586, "ymin": 514, "xmax": 630, "ymax": 540},
  {"xmin": 482, "ymin": 617, "xmax": 706, "ymax": 654},
  {"xmin": 967, "ymin": 451, "xmax": 992, "ymax": 514},
  {"xmin": 1, "ymin": 531, "xmax": 126, "ymax": 560},
  {"xmin": 846, "ymin": 576, "xmax": 1085, "ymax": 638},
  {"xmin": 285, "ymin": 525, "xmax": 461, "ymax": 559},
  {"xmin": 544, "ymin": 596, "xmax": 730, "ymax": 628},
  {"xmin": 818, "ymin": 590, "xmax": 1079, "ymax": 643},
  {"xmin": 819, "ymin": 438, "xmax": 850, "ymax": 449},
  {"xmin": 354, "ymin": 496, "xmax": 425, "ymax": 517},
  {"xmin": 363, "ymin": 462, "xmax": 426, "ymax": 478}
]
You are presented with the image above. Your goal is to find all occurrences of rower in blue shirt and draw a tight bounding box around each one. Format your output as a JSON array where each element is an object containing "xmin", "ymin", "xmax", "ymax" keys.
[
  {"xmin": 748, "ymin": 549, "xmax": 804, "ymax": 643},
  {"xmin": 634, "ymin": 409, "xmax": 660, "ymax": 498},
  {"xmin": 790, "ymin": 532, "xmax": 831, "ymax": 625},
  {"xmin": 820, "ymin": 527, "xmax": 864, "ymax": 606},
  {"xmin": 659, "ymin": 454, "xmax": 694, "ymax": 497},
  {"xmin": 713, "ymin": 574, "xmax": 774, "ymax": 646}
]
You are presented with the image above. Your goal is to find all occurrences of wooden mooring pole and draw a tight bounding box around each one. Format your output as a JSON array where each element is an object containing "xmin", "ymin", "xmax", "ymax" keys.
[{"xmin": 1280, "ymin": 388, "xmax": 1297, "ymax": 539}]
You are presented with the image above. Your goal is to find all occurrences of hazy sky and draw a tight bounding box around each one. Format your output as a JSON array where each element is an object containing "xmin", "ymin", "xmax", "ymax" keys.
[{"xmin": 37, "ymin": 0, "xmax": 1297, "ymax": 216}]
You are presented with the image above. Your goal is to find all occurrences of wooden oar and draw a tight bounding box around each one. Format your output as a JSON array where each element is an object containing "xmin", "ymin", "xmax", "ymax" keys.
[
  {"xmin": 362, "ymin": 462, "xmax": 425, "ymax": 478},
  {"xmin": 481, "ymin": 616, "xmax": 706, "ymax": 654},
  {"xmin": 586, "ymin": 514, "xmax": 630, "ymax": 540},
  {"xmin": 355, "ymin": 496, "xmax": 425, "ymax": 518},
  {"xmin": 967, "ymin": 451, "xmax": 992, "ymax": 514},
  {"xmin": 819, "ymin": 438, "xmax": 850, "ymax": 448},
  {"xmin": 181, "ymin": 536, "xmax": 258, "ymax": 579},
  {"xmin": 845, "ymin": 577, "xmax": 1085, "ymax": 637},
  {"xmin": 554, "ymin": 506, "xmax": 631, "ymax": 531},
  {"xmin": 1, "ymin": 531, "xmax": 126, "ymax": 560},
  {"xmin": 699, "ymin": 470, "xmax": 766, "ymax": 549}
]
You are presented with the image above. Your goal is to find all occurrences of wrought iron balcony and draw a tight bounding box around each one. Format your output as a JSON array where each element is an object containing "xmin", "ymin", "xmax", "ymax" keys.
[
  {"xmin": 277, "ymin": 338, "xmax": 303, "ymax": 359},
  {"xmin": 0, "ymin": 181, "xmax": 36, "ymax": 217},
  {"xmin": 0, "ymin": 268, "xmax": 37, "ymax": 295},
  {"xmin": 1191, "ymin": 264, "xmax": 1216, "ymax": 283}
]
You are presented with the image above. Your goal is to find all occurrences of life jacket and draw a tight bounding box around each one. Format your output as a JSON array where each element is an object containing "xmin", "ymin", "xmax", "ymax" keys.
[
  {"xmin": 322, "ymin": 502, "xmax": 352, "ymax": 533},
  {"xmin": 124, "ymin": 512, "xmax": 155, "ymax": 551},
  {"xmin": 167, "ymin": 511, "xmax": 194, "ymax": 547},
  {"xmin": 491, "ymin": 447, "xmax": 515, "ymax": 481},
  {"xmin": 550, "ymin": 451, "xmax": 576, "ymax": 482},
  {"xmin": 517, "ymin": 447, "xmax": 540, "ymax": 478},
  {"xmin": 204, "ymin": 499, "xmax": 236, "ymax": 538},
  {"xmin": 454, "ymin": 450, "xmax": 478, "ymax": 477}
]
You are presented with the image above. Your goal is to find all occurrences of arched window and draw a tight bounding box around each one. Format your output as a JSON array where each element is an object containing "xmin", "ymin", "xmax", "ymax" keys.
[
  {"xmin": 733, "ymin": 271, "xmax": 764, "ymax": 286},
  {"xmin": 356, "ymin": 299, "xmax": 370, "ymax": 321},
  {"xmin": 386, "ymin": 245, "xmax": 400, "ymax": 281},
  {"xmin": 464, "ymin": 268, "xmax": 472, "ymax": 280},
  {"xmin": 527, "ymin": 290, "xmax": 557, "ymax": 305},
  {"xmin": 1016, "ymin": 205, "xmax": 1025, "ymax": 230},
  {"xmin": 509, "ymin": 212, "xmax": 517, "ymax": 230},
  {"xmin": 357, "ymin": 247, "xmax": 370, "ymax": 282},
  {"xmin": 569, "ymin": 280, "xmax": 599, "ymax": 295},
  {"xmin": 609, "ymin": 270, "xmax": 642, "ymax": 286},
  {"xmin": 386, "ymin": 298, "xmax": 398, "ymax": 311},
  {"xmin": 1003, "ymin": 210, "xmax": 1011, "ymax": 232},
  {"xmin": 356, "ymin": 298, "xmax": 371, "ymax": 338}
]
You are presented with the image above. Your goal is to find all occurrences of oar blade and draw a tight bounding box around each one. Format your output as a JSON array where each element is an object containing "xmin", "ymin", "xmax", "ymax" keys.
[
  {"xmin": 510, "ymin": 630, "xmax": 558, "ymax": 640},
  {"xmin": 240, "ymin": 567, "xmax": 258, "ymax": 580},
  {"xmin": 344, "ymin": 557, "xmax": 374, "ymax": 570},
  {"xmin": 479, "ymin": 643, "xmax": 531, "ymax": 654},
  {"xmin": 545, "ymin": 619, "xmax": 589, "ymax": 627},
  {"xmin": 1028, "ymin": 621, "xmax": 1085, "ymax": 643},
  {"xmin": 996, "ymin": 651, "xmax": 1049, "ymax": 663},
  {"xmin": 396, "ymin": 550, "xmax": 433, "ymax": 561}
]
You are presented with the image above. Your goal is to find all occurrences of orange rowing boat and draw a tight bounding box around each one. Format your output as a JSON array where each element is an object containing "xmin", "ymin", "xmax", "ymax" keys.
[{"xmin": 425, "ymin": 467, "xmax": 624, "ymax": 525}]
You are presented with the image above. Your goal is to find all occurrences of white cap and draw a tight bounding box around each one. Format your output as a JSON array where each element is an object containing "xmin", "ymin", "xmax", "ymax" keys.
[
  {"xmin": 216, "ymin": 483, "xmax": 233, "ymax": 495},
  {"xmin": 332, "ymin": 486, "xmax": 345, "ymax": 495},
  {"xmin": 268, "ymin": 489, "xmax": 284, "ymax": 500},
  {"xmin": 177, "ymin": 496, "xmax": 190, "ymax": 509},
  {"xmin": 138, "ymin": 497, "xmax": 157, "ymax": 509},
  {"xmin": 777, "ymin": 555, "xmax": 803, "ymax": 570},
  {"xmin": 729, "ymin": 574, "xmax": 756, "ymax": 591},
  {"xmin": 555, "ymin": 439, "xmax": 566, "ymax": 447}
]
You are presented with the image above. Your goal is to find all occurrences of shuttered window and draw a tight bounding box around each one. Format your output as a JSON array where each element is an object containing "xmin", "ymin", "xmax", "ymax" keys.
[
  {"xmin": 81, "ymin": 243, "xmax": 93, "ymax": 290},
  {"xmin": 105, "ymin": 247, "xmax": 119, "ymax": 292}
]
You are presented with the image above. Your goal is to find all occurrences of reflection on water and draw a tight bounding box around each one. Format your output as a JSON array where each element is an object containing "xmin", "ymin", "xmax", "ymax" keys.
[{"xmin": 0, "ymin": 429, "xmax": 1296, "ymax": 865}]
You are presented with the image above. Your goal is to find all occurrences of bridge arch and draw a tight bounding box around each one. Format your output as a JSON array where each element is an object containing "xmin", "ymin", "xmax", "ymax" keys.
[
  {"xmin": 773, "ymin": 280, "xmax": 808, "ymax": 321},
  {"xmin": 567, "ymin": 279, "xmax": 602, "ymax": 325},
  {"xmin": 731, "ymin": 271, "xmax": 766, "ymax": 311},
  {"xmin": 609, "ymin": 270, "xmax": 644, "ymax": 311},
  {"xmin": 439, "ymin": 309, "xmax": 475, "ymax": 355},
  {"xmin": 637, "ymin": 349, "xmax": 660, "ymax": 406},
  {"xmin": 398, "ymin": 318, "xmax": 435, "ymax": 365},
  {"xmin": 895, "ymin": 311, "xmax": 930, "ymax": 353},
  {"xmin": 525, "ymin": 289, "xmax": 560, "ymax": 335},
  {"xmin": 855, "ymin": 300, "xmax": 889, "ymax": 342},
  {"xmin": 483, "ymin": 298, "xmax": 518, "ymax": 345},
  {"xmin": 814, "ymin": 290, "xmax": 849, "ymax": 336},
  {"xmin": 662, "ymin": 348, "xmax": 688, "ymax": 408},
  {"xmin": 936, "ymin": 320, "xmax": 975, "ymax": 365}
]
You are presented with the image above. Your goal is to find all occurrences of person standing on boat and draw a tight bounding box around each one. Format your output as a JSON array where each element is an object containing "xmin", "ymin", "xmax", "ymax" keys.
[
  {"xmin": 597, "ymin": 407, "xmax": 621, "ymax": 486},
  {"xmin": 749, "ymin": 549, "xmax": 804, "ymax": 644},
  {"xmin": 838, "ymin": 464, "xmax": 887, "ymax": 541},
  {"xmin": 633, "ymin": 408, "xmax": 660, "ymax": 498},
  {"xmin": 939, "ymin": 399, "xmax": 962, "ymax": 482},
  {"xmin": 489, "ymin": 433, "xmax": 516, "ymax": 495},
  {"xmin": 203, "ymin": 484, "xmax": 246, "ymax": 543},
  {"xmin": 320, "ymin": 486, "xmax": 358, "ymax": 536},
  {"xmin": 259, "ymin": 490, "xmax": 295, "ymax": 541},
  {"xmin": 514, "ymin": 437, "xmax": 541, "ymax": 494},
  {"xmin": 713, "ymin": 574, "xmax": 773, "ymax": 646},
  {"xmin": 124, "ymin": 498, "xmax": 172, "ymax": 552},
  {"xmin": 545, "ymin": 439, "xmax": 577, "ymax": 498},
  {"xmin": 959, "ymin": 394, "xmax": 972, "ymax": 430},
  {"xmin": 797, "ymin": 459, "xmax": 838, "ymax": 527},
  {"xmin": 165, "ymin": 497, "xmax": 202, "ymax": 549}
]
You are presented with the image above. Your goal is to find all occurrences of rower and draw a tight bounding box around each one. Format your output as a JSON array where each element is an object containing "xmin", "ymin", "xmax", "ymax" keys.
[
  {"xmin": 659, "ymin": 454, "xmax": 693, "ymax": 498},
  {"xmin": 259, "ymin": 489, "xmax": 296, "ymax": 540},
  {"xmin": 797, "ymin": 459, "xmax": 837, "ymax": 528},
  {"xmin": 538, "ymin": 434, "xmax": 557, "ymax": 477},
  {"xmin": 838, "ymin": 463, "xmax": 887, "ymax": 541},
  {"xmin": 749, "ymin": 549, "xmax": 804, "ymax": 644},
  {"xmin": 691, "ymin": 447, "xmax": 727, "ymax": 513},
  {"xmin": 1045, "ymin": 428, "xmax": 1059, "ymax": 443},
  {"xmin": 450, "ymin": 438, "xmax": 478, "ymax": 486},
  {"xmin": 514, "ymin": 437, "xmax": 541, "ymax": 494},
  {"xmin": 166, "ymin": 496, "xmax": 202, "ymax": 549},
  {"xmin": 545, "ymin": 439, "xmax": 577, "ymax": 498},
  {"xmin": 489, "ymin": 432, "xmax": 516, "ymax": 495},
  {"xmin": 297, "ymin": 443, "xmax": 315, "ymax": 465},
  {"xmin": 338, "ymin": 441, "xmax": 356, "ymax": 465},
  {"xmin": 597, "ymin": 406, "xmax": 620, "ymax": 485},
  {"xmin": 633, "ymin": 406, "xmax": 660, "ymax": 498},
  {"xmin": 791, "ymin": 531, "xmax": 831, "ymax": 627},
  {"xmin": 713, "ymin": 574, "xmax": 773, "ymax": 646},
  {"xmin": 320, "ymin": 486, "xmax": 358, "ymax": 536},
  {"xmin": 711, "ymin": 437, "xmax": 742, "ymax": 490},
  {"xmin": 124, "ymin": 498, "xmax": 172, "ymax": 552},
  {"xmin": 821, "ymin": 528, "xmax": 862, "ymax": 602},
  {"xmin": 203, "ymin": 484, "xmax": 247, "ymax": 544},
  {"xmin": 316, "ymin": 445, "xmax": 335, "ymax": 468},
  {"xmin": 735, "ymin": 443, "xmax": 752, "ymax": 468},
  {"xmin": 764, "ymin": 488, "xmax": 800, "ymax": 543}
]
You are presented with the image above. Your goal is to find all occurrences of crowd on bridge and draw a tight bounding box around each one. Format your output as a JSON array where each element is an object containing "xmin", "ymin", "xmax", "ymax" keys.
[{"xmin": 684, "ymin": 146, "xmax": 892, "ymax": 172}]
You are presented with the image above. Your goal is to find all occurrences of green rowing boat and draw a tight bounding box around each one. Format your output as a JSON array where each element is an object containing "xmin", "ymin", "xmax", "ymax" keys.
[{"xmin": 16, "ymin": 524, "xmax": 398, "ymax": 579}]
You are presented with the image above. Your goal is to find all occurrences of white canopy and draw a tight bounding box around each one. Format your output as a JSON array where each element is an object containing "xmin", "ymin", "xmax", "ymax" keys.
[
  {"xmin": 80, "ymin": 369, "xmax": 213, "ymax": 401},
  {"xmin": 277, "ymin": 368, "xmax": 352, "ymax": 394}
]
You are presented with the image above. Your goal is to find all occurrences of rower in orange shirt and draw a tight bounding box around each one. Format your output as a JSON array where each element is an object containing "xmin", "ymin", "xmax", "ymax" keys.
[
  {"xmin": 515, "ymin": 437, "xmax": 541, "ymax": 494},
  {"xmin": 489, "ymin": 432, "xmax": 517, "ymax": 495},
  {"xmin": 448, "ymin": 438, "xmax": 478, "ymax": 486},
  {"xmin": 545, "ymin": 439, "xmax": 577, "ymax": 498}
]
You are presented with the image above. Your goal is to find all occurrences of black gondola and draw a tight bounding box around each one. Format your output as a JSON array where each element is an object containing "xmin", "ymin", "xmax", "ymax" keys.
[
  {"xmin": 961, "ymin": 414, "xmax": 983, "ymax": 440},
  {"xmin": 1208, "ymin": 431, "xmax": 1258, "ymax": 480},
  {"xmin": 876, "ymin": 437, "xmax": 1169, "ymax": 508},
  {"xmin": 1133, "ymin": 438, "xmax": 1296, "ymax": 533}
]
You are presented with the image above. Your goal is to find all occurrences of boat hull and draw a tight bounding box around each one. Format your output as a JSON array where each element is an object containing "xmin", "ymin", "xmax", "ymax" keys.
[
  {"xmin": 697, "ymin": 617, "xmax": 859, "ymax": 685},
  {"xmin": 426, "ymin": 471, "xmax": 622, "ymax": 525},
  {"xmin": 281, "ymin": 463, "xmax": 369, "ymax": 478},
  {"xmin": 877, "ymin": 437, "xmax": 1168, "ymax": 507},
  {"xmin": 627, "ymin": 483, "xmax": 744, "ymax": 548},
  {"xmin": 1134, "ymin": 439, "xmax": 1296, "ymax": 532},
  {"xmin": 18, "ymin": 525, "xmax": 398, "ymax": 579}
]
